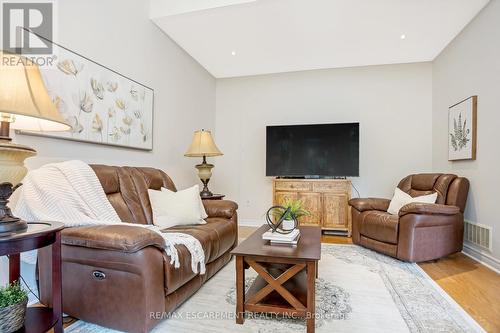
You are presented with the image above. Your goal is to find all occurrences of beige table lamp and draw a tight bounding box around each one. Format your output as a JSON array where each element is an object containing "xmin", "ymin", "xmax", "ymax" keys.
[
  {"xmin": 0, "ymin": 51, "xmax": 71, "ymax": 233},
  {"xmin": 185, "ymin": 129, "xmax": 223, "ymax": 198}
]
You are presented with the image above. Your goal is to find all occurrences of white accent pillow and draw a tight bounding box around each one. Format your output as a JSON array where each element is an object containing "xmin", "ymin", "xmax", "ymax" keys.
[
  {"xmin": 148, "ymin": 185, "xmax": 207, "ymax": 229},
  {"xmin": 161, "ymin": 186, "xmax": 208, "ymax": 219},
  {"xmin": 387, "ymin": 188, "xmax": 438, "ymax": 215}
]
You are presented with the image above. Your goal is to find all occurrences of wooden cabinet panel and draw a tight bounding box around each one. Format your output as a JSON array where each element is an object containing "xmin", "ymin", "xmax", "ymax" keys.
[
  {"xmin": 273, "ymin": 179, "xmax": 351, "ymax": 234},
  {"xmin": 297, "ymin": 192, "xmax": 322, "ymax": 227},
  {"xmin": 274, "ymin": 191, "xmax": 298, "ymax": 206},
  {"xmin": 322, "ymin": 193, "xmax": 349, "ymax": 229}
]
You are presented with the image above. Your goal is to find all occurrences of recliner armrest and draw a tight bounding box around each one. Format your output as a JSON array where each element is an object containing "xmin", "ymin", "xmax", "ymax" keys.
[
  {"xmin": 399, "ymin": 203, "xmax": 460, "ymax": 217},
  {"xmin": 349, "ymin": 198, "xmax": 390, "ymax": 212},
  {"xmin": 203, "ymin": 200, "xmax": 238, "ymax": 219},
  {"xmin": 62, "ymin": 225, "xmax": 166, "ymax": 253}
]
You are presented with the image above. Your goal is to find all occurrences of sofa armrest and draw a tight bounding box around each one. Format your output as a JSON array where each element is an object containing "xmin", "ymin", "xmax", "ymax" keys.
[
  {"xmin": 399, "ymin": 203, "xmax": 460, "ymax": 217},
  {"xmin": 349, "ymin": 198, "xmax": 390, "ymax": 212},
  {"xmin": 203, "ymin": 200, "xmax": 238, "ymax": 219},
  {"xmin": 62, "ymin": 225, "xmax": 165, "ymax": 253}
]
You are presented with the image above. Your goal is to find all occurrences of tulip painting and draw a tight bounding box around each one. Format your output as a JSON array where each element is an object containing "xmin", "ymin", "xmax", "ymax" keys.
[
  {"xmin": 57, "ymin": 59, "xmax": 83, "ymax": 76},
  {"xmin": 79, "ymin": 92, "xmax": 94, "ymax": 114},
  {"xmin": 18, "ymin": 38, "xmax": 154, "ymax": 150},
  {"xmin": 106, "ymin": 81, "xmax": 118, "ymax": 92},
  {"xmin": 91, "ymin": 78, "xmax": 105, "ymax": 100}
]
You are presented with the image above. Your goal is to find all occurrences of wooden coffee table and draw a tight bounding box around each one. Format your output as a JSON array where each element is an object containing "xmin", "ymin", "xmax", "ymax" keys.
[{"xmin": 231, "ymin": 225, "xmax": 321, "ymax": 333}]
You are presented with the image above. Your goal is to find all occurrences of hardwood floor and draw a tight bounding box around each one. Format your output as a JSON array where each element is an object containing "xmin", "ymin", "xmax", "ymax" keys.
[
  {"xmin": 420, "ymin": 253, "xmax": 500, "ymax": 333},
  {"xmin": 241, "ymin": 226, "xmax": 500, "ymax": 332},
  {"xmin": 238, "ymin": 226, "xmax": 260, "ymax": 239}
]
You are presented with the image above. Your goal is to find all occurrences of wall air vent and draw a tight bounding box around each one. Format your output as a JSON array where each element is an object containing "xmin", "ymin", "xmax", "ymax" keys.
[{"xmin": 464, "ymin": 221, "xmax": 492, "ymax": 252}]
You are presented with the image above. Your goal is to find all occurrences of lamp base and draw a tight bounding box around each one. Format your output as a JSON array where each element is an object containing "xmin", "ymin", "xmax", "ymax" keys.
[
  {"xmin": 195, "ymin": 156, "xmax": 215, "ymax": 198},
  {"xmin": 0, "ymin": 219, "xmax": 28, "ymax": 234},
  {"xmin": 0, "ymin": 123, "xmax": 36, "ymax": 234},
  {"xmin": 0, "ymin": 136, "xmax": 37, "ymax": 186},
  {"xmin": 200, "ymin": 180, "xmax": 213, "ymax": 198},
  {"xmin": 0, "ymin": 182, "xmax": 27, "ymax": 234}
]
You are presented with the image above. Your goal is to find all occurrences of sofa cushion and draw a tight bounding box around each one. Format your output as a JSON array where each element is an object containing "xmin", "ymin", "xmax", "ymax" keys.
[
  {"xmin": 360, "ymin": 211, "xmax": 399, "ymax": 244},
  {"xmin": 90, "ymin": 165, "xmax": 177, "ymax": 225},
  {"xmin": 162, "ymin": 217, "xmax": 237, "ymax": 294},
  {"xmin": 397, "ymin": 173, "xmax": 457, "ymax": 205}
]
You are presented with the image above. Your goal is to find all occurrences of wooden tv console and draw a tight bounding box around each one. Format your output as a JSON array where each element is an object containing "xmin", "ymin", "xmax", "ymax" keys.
[{"xmin": 272, "ymin": 178, "xmax": 352, "ymax": 235}]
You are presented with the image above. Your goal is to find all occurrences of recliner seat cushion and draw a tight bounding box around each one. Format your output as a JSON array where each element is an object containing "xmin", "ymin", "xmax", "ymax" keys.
[
  {"xmin": 162, "ymin": 217, "xmax": 237, "ymax": 294},
  {"xmin": 360, "ymin": 211, "xmax": 399, "ymax": 244},
  {"xmin": 167, "ymin": 218, "xmax": 236, "ymax": 263}
]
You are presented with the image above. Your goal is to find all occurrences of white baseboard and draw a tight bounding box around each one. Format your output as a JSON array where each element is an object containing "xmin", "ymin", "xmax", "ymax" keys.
[
  {"xmin": 462, "ymin": 244, "xmax": 500, "ymax": 274},
  {"xmin": 238, "ymin": 219, "xmax": 264, "ymax": 227}
]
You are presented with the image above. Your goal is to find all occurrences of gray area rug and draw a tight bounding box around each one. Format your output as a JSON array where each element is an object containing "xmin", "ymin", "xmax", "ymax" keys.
[{"xmin": 66, "ymin": 244, "xmax": 484, "ymax": 333}]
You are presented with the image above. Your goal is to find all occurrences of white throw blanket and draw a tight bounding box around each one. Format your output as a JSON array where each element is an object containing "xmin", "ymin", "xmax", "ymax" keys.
[{"xmin": 13, "ymin": 160, "xmax": 205, "ymax": 274}]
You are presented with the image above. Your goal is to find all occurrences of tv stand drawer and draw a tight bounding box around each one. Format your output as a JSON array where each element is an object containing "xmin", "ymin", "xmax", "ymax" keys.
[
  {"xmin": 313, "ymin": 182, "xmax": 349, "ymax": 192},
  {"xmin": 274, "ymin": 181, "xmax": 312, "ymax": 191}
]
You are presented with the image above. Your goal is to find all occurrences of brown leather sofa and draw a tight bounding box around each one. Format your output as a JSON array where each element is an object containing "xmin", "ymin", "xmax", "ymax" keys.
[
  {"xmin": 349, "ymin": 174, "xmax": 469, "ymax": 262},
  {"xmin": 38, "ymin": 165, "xmax": 238, "ymax": 333}
]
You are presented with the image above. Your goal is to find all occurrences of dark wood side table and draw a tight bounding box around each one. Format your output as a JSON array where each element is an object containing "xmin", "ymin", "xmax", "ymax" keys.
[
  {"xmin": 201, "ymin": 194, "xmax": 225, "ymax": 200},
  {"xmin": 231, "ymin": 225, "xmax": 321, "ymax": 333},
  {"xmin": 0, "ymin": 221, "xmax": 64, "ymax": 333}
]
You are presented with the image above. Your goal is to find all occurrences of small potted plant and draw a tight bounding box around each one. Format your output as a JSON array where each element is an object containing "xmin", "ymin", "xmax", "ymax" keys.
[
  {"xmin": 0, "ymin": 282, "xmax": 28, "ymax": 333},
  {"xmin": 274, "ymin": 198, "xmax": 311, "ymax": 231}
]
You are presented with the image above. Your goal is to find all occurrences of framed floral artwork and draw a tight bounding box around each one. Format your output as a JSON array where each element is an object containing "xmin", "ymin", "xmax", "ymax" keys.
[
  {"xmin": 17, "ymin": 34, "xmax": 154, "ymax": 151},
  {"xmin": 448, "ymin": 96, "xmax": 477, "ymax": 161}
]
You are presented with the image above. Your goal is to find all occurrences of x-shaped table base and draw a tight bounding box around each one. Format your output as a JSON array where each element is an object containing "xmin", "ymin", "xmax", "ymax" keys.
[
  {"xmin": 245, "ymin": 260, "xmax": 307, "ymax": 311},
  {"xmin": 235, "ymin": 256, "xmax": 317, "ymax": 333}
]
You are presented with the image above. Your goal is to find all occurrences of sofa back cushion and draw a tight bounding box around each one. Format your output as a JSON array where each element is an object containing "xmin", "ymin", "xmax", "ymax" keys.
[
  {"xmin": 398, "ymin": 173, "xmax": 455, "ymax": 205},
  {"xmin": 397, "ymin": 173, "xmax": 469, "ymax": 212},
  {"xmin": 90, "ymin": 165, "xmax": 176, "ymax": 224}
]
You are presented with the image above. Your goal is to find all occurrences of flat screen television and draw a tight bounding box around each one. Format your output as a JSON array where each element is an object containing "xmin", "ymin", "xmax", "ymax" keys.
[{"xmin": 266, "ymin": 123, "xmax": 359, "ymax": 177}]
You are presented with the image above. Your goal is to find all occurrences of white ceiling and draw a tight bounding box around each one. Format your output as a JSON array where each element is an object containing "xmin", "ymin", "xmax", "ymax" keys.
[{"xmin": 151, "ymin": 0, "xmax": 489, "ymax": 78}]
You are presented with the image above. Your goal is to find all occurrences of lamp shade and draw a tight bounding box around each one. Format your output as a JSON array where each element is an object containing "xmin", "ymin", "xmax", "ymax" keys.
[
  {"xmin": 0, "ymin": 51, "xmax": 70, "ymax": 132},
  {"xmin": 185, "ymin": 129, "xmax": 223, "ymax": 157}
]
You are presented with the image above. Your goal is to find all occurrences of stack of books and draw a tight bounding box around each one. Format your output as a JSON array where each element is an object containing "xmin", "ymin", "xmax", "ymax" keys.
[{"xmin": 262, "ymin": 229, "xmax": 301, "ymax": 245}]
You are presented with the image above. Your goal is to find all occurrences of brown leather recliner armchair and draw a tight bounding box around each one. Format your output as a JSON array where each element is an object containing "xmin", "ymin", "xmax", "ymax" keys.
[
  {"xmin": 38, "ymin": 165, "xmax": 238, "ymax": 333},
  {"xmin": 349, "ymin": 174, "xmax": 469, "ymax": 262}
]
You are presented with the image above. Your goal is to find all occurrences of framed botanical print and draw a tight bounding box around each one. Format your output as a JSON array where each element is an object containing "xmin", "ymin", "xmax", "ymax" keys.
[
  {"xmin": 448, "ymin": 96, "xmax": 477, "ymax": 161},
  {"xmin": 17, "ymin": 33, "xmax": 154, "ymax": 151}
]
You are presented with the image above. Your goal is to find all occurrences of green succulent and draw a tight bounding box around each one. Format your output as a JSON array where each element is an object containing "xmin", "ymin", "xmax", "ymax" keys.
[
  {"xmin": 273, "ymin": 198, "xmax": 311, "ymax": 221},
  {"xmin": 0, "ymin": 282, "xmax": 28, "ymax": 308}
]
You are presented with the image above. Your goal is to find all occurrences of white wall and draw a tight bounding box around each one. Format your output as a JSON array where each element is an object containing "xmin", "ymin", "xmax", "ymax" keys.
[
  {"xmin": 214, "ymin": 63, "xmax": 433, "ymax": 223},
  {"xmin": 1, "ymin": 0, "xmax": 215, "ymax": 286},
  {"xmin": 13, "ymin": 0, "xmax": 216, "ymax": 187},
  {"xmin": 432, "ymin": 0, "xmax": 500, "ymax": 267}
]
